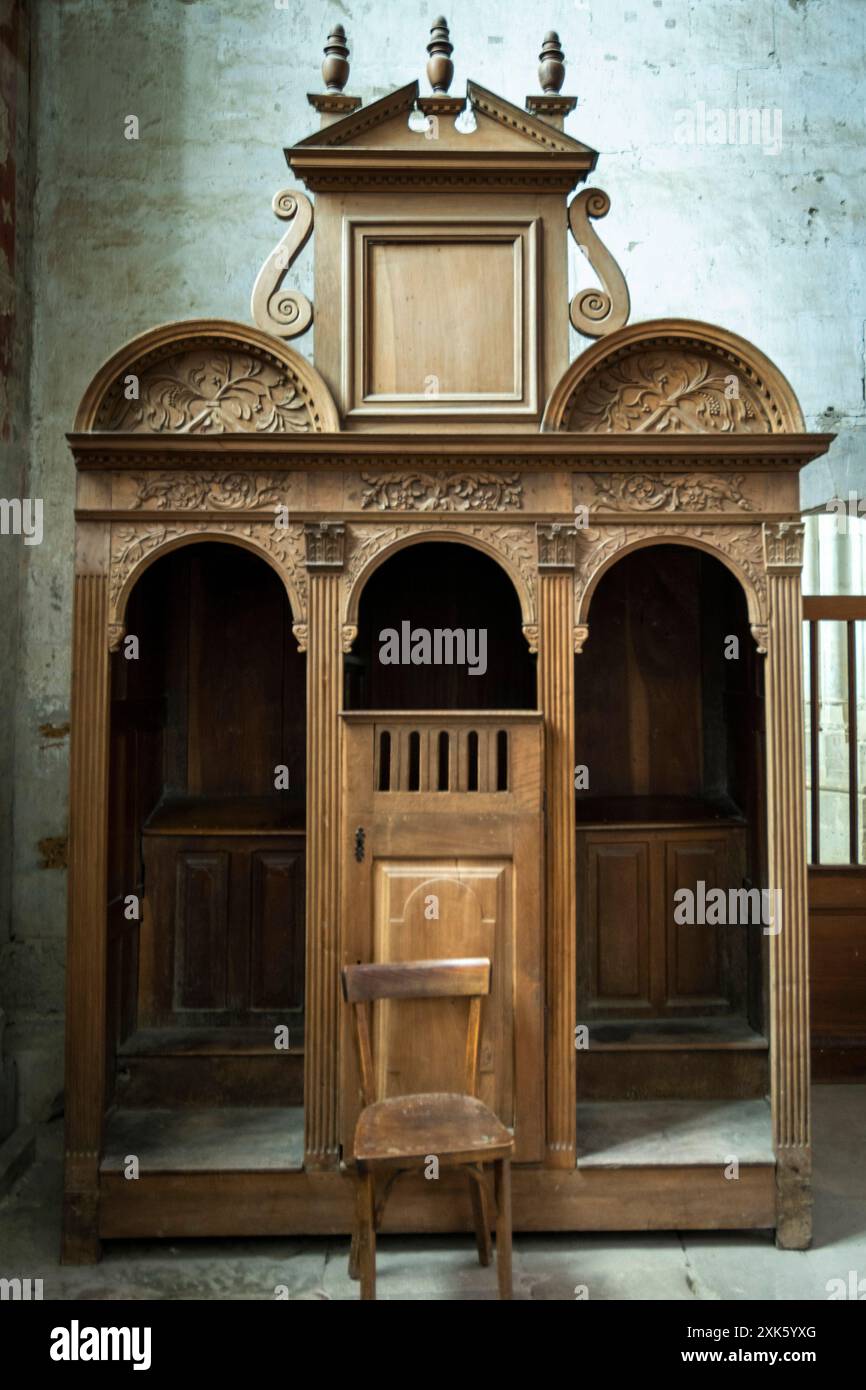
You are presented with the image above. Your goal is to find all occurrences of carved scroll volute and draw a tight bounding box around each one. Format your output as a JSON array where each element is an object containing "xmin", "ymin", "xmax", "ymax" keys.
[
  {"xmin": 250, "ymin": 189, "xmax": 314, "ymax": 339},
  {"xmin": 568, "ymin": 188, "xmax": 631, "ymax": 339}
]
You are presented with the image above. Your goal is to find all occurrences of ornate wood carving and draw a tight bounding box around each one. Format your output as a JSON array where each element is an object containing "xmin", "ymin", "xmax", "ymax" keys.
[
  {"xmin": 573, "ymin": 521, "xmax": 768, "ymax": 643},
  {"xmin": 537, "ymin": 523, "xmax": 577, "ymax": 569},
  {"xmin": 360, "ymin": 472, "xmax": 523, "ymax": 512},
  {"xmin": 75, "ymin": 321, "xmax": 340, "ymax": 435},
  {"xmin": 582, "ymin": 472, "xmax": 754, "ymax": 513},
  {"xmin": 342, "ymin": 521, "xmax": 538, "ymax": 629},
  {"xmin": 107, "ymin": 520, "xmax": 307, "ymax": 648},
  {"xmin": 250, "ymin": 190, "xmax": 314, "ymax": 340},
  {"xmin": 305, "ymin": 521, "xmax": 346, "ymax": 570},
  {"xmin": 131, "ymin": 472, "xmax": 286, "ymax": 510},
  {"xmin": 762, "ymin": 522, "xmax": 810, "ymax": 1247},
  {"xmin": 568, "ymin": 188, "xmax": 630, "ymax": 339},
  {"xmin": 543, "ymin": 320, "xmax": 807, "ymax": 435},
  {"xmin": 102, "ymin": 349, "xmax": 313, "ymax": 435}
]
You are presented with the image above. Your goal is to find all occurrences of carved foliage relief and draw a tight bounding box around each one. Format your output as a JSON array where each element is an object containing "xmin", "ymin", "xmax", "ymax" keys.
[
  {"xmin": 131, "ymin": 472, "xmax": 287, "ymax": 510},
  {"xmin": 360, "ymin": 472, "xmax": 523, "ymax": 512},
  {"xmin": 582, "ymin": 472, "xmax": 754, "ymax": 513},
  {"xmin": 97, "ymin": 346, "xmax": 316, "ymax": 434},
  {"xmin": 562, "ymin": 347, "xmax": 777, "ymax": 434}
]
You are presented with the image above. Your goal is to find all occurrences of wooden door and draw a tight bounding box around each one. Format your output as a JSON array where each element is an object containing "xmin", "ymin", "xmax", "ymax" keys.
[{"xmin": 340, "ymin": 712, "xmax": 544, "ymax": 1162}]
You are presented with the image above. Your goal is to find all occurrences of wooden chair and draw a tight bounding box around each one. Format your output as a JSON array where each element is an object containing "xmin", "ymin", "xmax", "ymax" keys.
[{"xmin": 341, "ymin": 957, "xmax": 513, "ymax": 1300}]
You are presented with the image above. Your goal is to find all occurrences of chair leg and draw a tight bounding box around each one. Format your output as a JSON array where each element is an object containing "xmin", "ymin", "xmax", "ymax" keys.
[
  {"xmin": 356, "ymin": 1169, "xmax": 376, "ymax": 1301},
  {"xmin": 466, "ymin": 1165, "xmax": 492, "ymax": 1267},
  {"xmin": 348, "ymin": 1225, "xmax": 361, "ymax": 1281},
  {"xmin": 494, "ymin": 1158, "xmax": 513, "ymax": 1300}
]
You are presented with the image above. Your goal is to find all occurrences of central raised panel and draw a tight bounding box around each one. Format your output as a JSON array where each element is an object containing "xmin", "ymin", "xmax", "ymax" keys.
[
  {"xmin": 366, "ymin": 240, "xmax": 518, "ymax": 397},
  {"xmin": 344, "ymin": 217, "xmax": 540, "ymax": 419}
]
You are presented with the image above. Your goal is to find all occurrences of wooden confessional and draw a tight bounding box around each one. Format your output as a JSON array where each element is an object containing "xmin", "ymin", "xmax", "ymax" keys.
[{"xmin": 62, "ymin": 21, "xmax": 833, "ymax": 1263}]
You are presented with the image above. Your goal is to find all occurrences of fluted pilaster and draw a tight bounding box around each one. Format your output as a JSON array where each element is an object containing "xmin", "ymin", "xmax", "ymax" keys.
[
  {"xmin": 62, "ymin": 573, "xmax": 111, "ymax": 1262},
  {"xmin": 763, "ymin": 522, "xmax": 811, "ymax": 1248},
  {"xmin": 303, "ymin": 526, "xmax": 345, "ymax": 1168},
  {"xmin": 537, "ymin": 526, "xmax": 577, "ymax": 1166}
]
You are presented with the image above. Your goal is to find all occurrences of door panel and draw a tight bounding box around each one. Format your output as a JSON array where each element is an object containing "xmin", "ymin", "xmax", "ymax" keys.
[{"xmin": 341, "ymin": 712, "xmax": 543, "ymax": 1162}]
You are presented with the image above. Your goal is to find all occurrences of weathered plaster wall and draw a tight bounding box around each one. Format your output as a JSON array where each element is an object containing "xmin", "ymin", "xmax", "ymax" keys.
[
  {"xmin": 0, "ymin": 0, "xmax": 32, "ymax": 1139},
  {"xmin": 4, "ymin": 0, "xmax": 865, "ymax": 1120}
]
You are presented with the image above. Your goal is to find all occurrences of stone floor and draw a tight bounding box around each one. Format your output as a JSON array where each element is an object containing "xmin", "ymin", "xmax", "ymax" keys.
[{"xmin": 1, "ymin": 1085, "xmax": 863, "ymax": 1300}]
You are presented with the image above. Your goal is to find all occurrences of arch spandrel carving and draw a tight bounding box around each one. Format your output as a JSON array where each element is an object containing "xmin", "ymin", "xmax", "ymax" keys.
[
  {"xmin": 573, "ymin": 523, "xmax": 769, "ymax": 653},
  {"xmin": 107, "ymin": 521, "xmax": 308, "ymax": 651},
  {"xmin": 74, "ymin": 319, "xmax": 340, "ymax": 435},
  {"xmin": 543, "ymin": 319, "xmax": 806, "ymax": 435},
  {"xmin": 341, "ymin": 522, "xmax": 538, "ymax": 652}
]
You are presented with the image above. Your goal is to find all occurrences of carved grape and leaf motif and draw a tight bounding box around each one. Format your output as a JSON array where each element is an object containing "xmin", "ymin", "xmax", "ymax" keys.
[
  {"xmin": 131, "ymin": 472, "xmax": 286, "ymax": 510},
  {"xmin": 566, "ymin": 350, "xmax": 771, "ymax": 433},
  {"xmin": 360, "ymin": 472, "xmax": 523, "ymax": 512},
  {"xmin": 102, "ymin": 350, "xmax": 313, "ymax": 434},
  {"xmin": 587, "ymin": 472, "xmax": 754, "ymax": 513}
]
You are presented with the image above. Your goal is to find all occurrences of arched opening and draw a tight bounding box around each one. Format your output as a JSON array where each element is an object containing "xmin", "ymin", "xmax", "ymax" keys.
[
  {"xmin": 573, "ymin": 544, "xmax": 768, "ymax": 1112},
  {"xmin": 105, "ymin": 542, "xmax": 306, "ymax": 1170},
  {"xmin": 346, "ymin": 541, "xmax": 536, "ymax": 710}
]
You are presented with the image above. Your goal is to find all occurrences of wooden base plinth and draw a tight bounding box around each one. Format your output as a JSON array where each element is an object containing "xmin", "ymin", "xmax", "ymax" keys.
[{"xmin": 91, "ymin": 1163, "xmax": 777, "ymax": 1246}]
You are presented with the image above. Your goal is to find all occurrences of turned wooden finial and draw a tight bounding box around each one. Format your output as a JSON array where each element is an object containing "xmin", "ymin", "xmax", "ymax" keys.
[
  {"xmin": 322, "ymin": 23, "xmax": 350, "ymax": 92},
  {"xmin": 538, "ymin": 31, "xmax": 565, "ymax": 94},
  {"xmin": 426, "ymin": 16, "xmax": 454, "ymax": 94}
]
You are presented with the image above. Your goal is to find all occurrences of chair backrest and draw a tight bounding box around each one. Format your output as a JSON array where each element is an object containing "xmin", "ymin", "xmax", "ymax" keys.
[{"xmin": 341, "ymin": 957, "xmax": 491, "ymax": 1107}]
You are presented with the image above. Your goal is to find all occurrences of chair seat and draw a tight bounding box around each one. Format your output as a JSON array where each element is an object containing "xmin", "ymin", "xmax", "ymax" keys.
[{"xmin": 354, "ymin": 1092, "xmax": 513, "ymax": 1166}]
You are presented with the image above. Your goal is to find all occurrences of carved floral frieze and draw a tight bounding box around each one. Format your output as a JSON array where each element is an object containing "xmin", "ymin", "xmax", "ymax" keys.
[
  {"xmin": 131, "ymin": 472, "xmax": 287, "ymax": 510},
  {"xmin": 359, "ymin": 472, "xmax": 523, "ymax": 512},
  {"xmin": 581, "ymin": 472, "xmax": 754, "ymax": 513}
]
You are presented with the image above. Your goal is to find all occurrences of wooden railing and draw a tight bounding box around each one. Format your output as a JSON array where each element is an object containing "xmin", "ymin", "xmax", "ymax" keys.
[
  {"xmin": 803, "ymin": 595, "xmax": 866, "ymax": 865},
  {"xmin": 341, "ymin": 710, "xmax": 542, "ymax": 794}
]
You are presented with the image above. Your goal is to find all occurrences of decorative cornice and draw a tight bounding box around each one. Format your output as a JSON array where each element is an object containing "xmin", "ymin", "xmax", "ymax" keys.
[{"xmin": 69, "ymin": 431, "xmax": 836, "ymax": 473}]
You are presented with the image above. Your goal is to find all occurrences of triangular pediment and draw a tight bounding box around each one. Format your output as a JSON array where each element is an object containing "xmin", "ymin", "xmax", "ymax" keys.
[{"xmin": 288, "ymin": 79, "xmax": 597, "ymax": 191}]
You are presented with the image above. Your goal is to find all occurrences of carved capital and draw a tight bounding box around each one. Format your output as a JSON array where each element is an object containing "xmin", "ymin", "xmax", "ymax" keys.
[
  {"xmin": 305, "ymin": 521, "xmax": 346, "ymax": 571},
  {"xmin": 763, "ymin": 521, "xmax": 805, "ymax": 574},
  {"xmin": 537, "ymin": 523, "xmax": 577, "ymax": 570}
]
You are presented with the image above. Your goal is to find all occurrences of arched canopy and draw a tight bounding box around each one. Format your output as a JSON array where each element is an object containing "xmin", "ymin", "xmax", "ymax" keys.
[
  {"xmin": 344, "ymin": 528, "xmax": 536, "ymax": 633},
  {"xmin": 108, "ymin": 529, "xmax": 306, "ymax": 652},
  {"xmin": 575, "ymin": 529, "xmax": 768, "ymax": 650},
  {"xmin": 74, "ymin": 318, "xmax": 340, "ymax": 434},
  {"xmin": 543, "ymin": 318, "xmax": 805, "ymax": 434}
]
